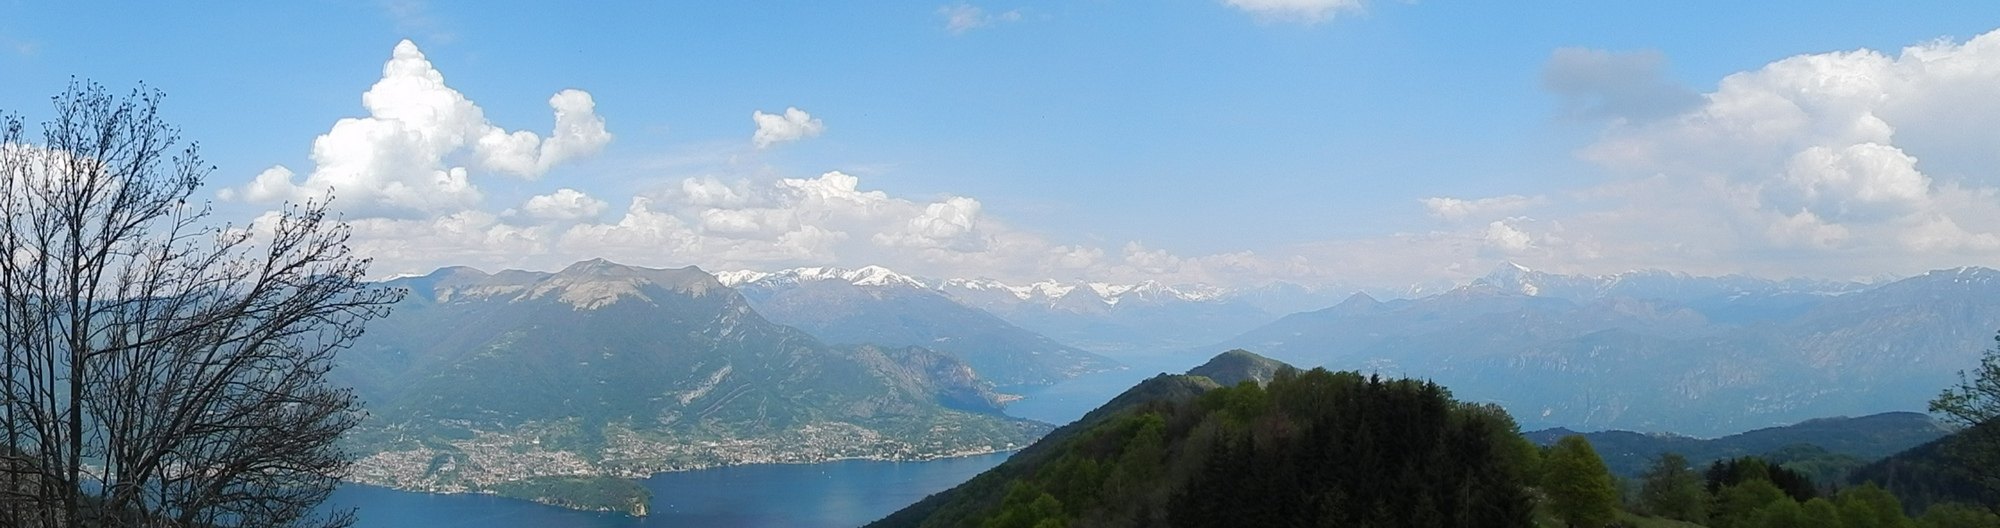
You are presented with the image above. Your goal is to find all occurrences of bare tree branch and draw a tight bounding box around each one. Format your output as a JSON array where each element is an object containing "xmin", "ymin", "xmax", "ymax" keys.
[{"xmin": 0, "ymin": 81, "xmax": 401, "ymax": 528}]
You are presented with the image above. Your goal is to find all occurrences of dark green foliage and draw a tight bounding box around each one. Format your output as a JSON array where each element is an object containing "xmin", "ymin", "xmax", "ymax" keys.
[
  {"xmin": 1850, "ymin": 424, "xmax": 2000, "ymax": 514},
  {"xmin": 1711, "ymin": 479, "xmax": 1786, "ymax": 528},
  {"xmin": 1707, "ymin": 457, "xmax": 1818, "ymax": 502},
  {"xmin": 1638, "ymin": 452, "xmax": 1709, "ymax": 523},
  {"xmin": 1749, "ymin": 498, "xmax": 1805, "ymax": 528},
  {"xmin": 1917, "ymin": 503, "xmax": 2000, "ymax": 528},
  {"xmin": 1837, "ymin": 483, "xmax": 1918, "ymax": 528},
  {"xmin": 1545, "ymin": 435, "xmax": 1620, "ymax": 528},
  {"xmin": 1802, "ymin": 498, "xmax": 1844, "ymax": 526},
  {"xmin": 872, "ymin": 351, "xmax": 1538, "ymax": 528},
  {"xmin": 1526, "ymin": 412, "xmax": 1948, "ymax": 481},
  {"xmin": 1762, "ymin": 444, "xmax": 1872, "ymax": 490},
  {"xmin": 871, "ymin": 374, "xmax": 1222, "ymax": 528}
]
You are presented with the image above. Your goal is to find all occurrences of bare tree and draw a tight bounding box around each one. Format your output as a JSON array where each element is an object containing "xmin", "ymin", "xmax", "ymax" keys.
[{"xmin": 0, "ymin": 82, "xmax": 401, "ymax": 527}]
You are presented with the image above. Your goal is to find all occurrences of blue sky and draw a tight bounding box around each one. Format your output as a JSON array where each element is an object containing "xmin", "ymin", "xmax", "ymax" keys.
[{"xmin": 5, "ymin": 1, "xmax": 2000, "ymax": 287}]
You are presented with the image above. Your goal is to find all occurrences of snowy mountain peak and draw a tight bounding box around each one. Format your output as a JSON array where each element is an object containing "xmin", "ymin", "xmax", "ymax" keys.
[
  {"xmin": 721, "ymin": 265, "xmax": 1236, "ymax": 308},
  {"xmin": 725, "ymin": 265, "xmax": 929, "ymax": 289},
  {"xmin": 714, "ymin": 270, "xmax": 769, "ymax": 287}
]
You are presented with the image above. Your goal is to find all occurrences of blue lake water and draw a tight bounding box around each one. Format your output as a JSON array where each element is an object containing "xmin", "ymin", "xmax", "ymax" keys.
[
  {"xmin": 334, "ymin": 452, "xmax": 1010, "ymax": 528},
  {"xmin": 333, "ymin": 355, "xmax": 1200, "ymax": 528}
]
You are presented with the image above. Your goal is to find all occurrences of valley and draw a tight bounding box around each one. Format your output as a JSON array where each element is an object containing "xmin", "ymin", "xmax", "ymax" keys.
[{"xmin": 325, "ymin": 258, "xmax": 2000, "ymax": 520}]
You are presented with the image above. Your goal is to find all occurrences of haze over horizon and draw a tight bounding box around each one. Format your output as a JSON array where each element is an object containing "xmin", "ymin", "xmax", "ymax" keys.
[{"xmin": 8, "ymin": 3, "xmax": 2000, "ymax": 289}]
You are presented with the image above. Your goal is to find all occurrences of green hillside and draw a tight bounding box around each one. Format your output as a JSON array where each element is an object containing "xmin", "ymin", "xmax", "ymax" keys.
[{"xmin": 870, "ymin": 350, "xmax": 1539, "ymax": 527}]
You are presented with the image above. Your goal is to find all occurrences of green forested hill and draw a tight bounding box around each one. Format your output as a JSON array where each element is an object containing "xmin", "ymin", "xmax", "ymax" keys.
[
  {"xmin": 870, "ymin": 350, "xmax": 1539, "ymax": 528},
  {"xmin": 1524, "ymin": 411, "xmax": 1949, "ymax": 481}
]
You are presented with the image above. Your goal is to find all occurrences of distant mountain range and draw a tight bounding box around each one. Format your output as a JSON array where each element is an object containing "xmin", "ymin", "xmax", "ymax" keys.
[
  {"xmin": 722, "ymin": 266, "xmax": 1118, "ymax": 386},
  {"xmin": 1525, "ymin": 411, "xmax": 1949, "ymax": 479},
  {"xmin": 1213, "ymin": 264, "xmax": 1996, "ymax": 436},
  {"xmin": 723, "ymin": 266, "xmax": 1346, "ymax": 356},
  {"xmin": 330, "ymin": 256, "xmax": 2000, "ymax": 513},
  {"xmin": 334, "ymin": 260, "xmax": 1047, "ymax": 514}
]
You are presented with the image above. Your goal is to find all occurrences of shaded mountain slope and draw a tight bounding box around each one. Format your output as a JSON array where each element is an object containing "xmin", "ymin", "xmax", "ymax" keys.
[
  {"xmin": 870, "ymin": 350, "xmax": 1537, "ymax": 528},
  {"xmin": 1525, "ymin": 412, "xmax": 1950, "ymax": 478},
  {"xmin": 728, "ymin": 266, "xmax": 1117, "ymax": 386}
]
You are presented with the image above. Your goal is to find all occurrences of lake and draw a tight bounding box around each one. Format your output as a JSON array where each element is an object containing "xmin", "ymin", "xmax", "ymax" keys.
[
  {"xmin": 333, "ymin": 452, "xmax": 1010, "ymax": 527},
  {"xmin": 333, "ymin": 356, "xmax": 1193, "ymax": 528}
]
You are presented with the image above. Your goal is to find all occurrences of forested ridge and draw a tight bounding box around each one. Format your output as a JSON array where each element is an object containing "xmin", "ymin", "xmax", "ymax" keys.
[
  {"xmin": 873, "ymin": 350, "xmax": 2000, "ymax": 528},
  {"xmin": 872, "ymin": 351, "xmax": 1539, "ymax": 527}
]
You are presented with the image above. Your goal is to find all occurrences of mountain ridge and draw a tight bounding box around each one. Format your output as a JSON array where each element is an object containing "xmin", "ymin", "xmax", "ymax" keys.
[{"xmin": 335, "ymin": 259, "xmax": 1048, "ymax": 514}]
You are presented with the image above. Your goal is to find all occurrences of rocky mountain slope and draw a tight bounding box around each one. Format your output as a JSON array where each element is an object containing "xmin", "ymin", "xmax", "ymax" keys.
[{"xmin": 334, "ymin": 259, "xmax": 1047, "ymax": 514}]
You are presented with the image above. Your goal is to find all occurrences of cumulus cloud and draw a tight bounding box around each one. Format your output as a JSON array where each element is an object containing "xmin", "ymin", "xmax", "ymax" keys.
[
  {"xmin": 221, "ymin": 40, "xmax": 611, "ymax": 216},
  {"xmin": 874, "ymin": 196, "xmax": 985, "ymax": 250},
  {"xmin": 520, "ymin": 188, "xmax": 608, "ymax": 221},
  {"xmin": 1223, "ymin": 0, "xmax": 1364, "ymax": 23},
  {"xmin": 1550, "ymin": 28, "xmax": 2000, "ymax": 277},
  {"xmin": 1483, "ymin": 221, "xmax": 1534, "ymax": 253},
  {"xmin": 1543, "ymin": 48, "xmax": 1703, "ymax": 122},
  {"xmin": 751, "ymin": 107, "xmax": 825, "ymax": 149},
  {"xmin": 939, "ymin": 4, "xmax": 1022, "ymax": 34}
]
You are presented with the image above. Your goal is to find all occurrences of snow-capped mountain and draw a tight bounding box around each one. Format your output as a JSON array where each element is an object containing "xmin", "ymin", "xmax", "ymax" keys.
[
  {"xmin": 724, "ymin": 266, "xmax": 1119, "ymax": 386},
  {"xmin": 1471, "ymin": 261, "xmax": 1867, "ymax": 303},
  {"xmin": 721, "ymin": 266, "xmax": 1305, "ymax": 357},
  {"xmin": 1207, "ymin": 265, "xmax": 1990, "ymax": 436},
  {"xmin": 718, "ymin": 265, "xmax": 928, "ymax": 289}
]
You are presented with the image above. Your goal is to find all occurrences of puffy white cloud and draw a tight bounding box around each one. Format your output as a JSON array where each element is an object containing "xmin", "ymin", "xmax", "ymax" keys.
[
  {"xmin": 1777, "ymin": 143, "xmax": 1929, "ymax": 221},
  {"xmin": 1552, "ymin": 29, "xmax": 2000, "ymax": 276},
  {"xmin": 226, "ymin": 40, "xmax": 611, "ymax": 216},
  {"xmin": 874, "ymin": 196, "xmax": 984, "ymax": 250},
  {"xmin": 1483, "ymin": 221, "xmax": 1533, "ymax": 253},
  {"xmin": 751, "ymin": 107, "xmax": 825, "ymax": 149},
  {"xmin": 939, "ymin": 4, "xmax": 1021, "ymax": 34},
  {"xmin": 1222, "ymin": 0, "xmax": 1363, "ymax": 23},
  {"xmin": 520, "ymin": 188, "xmax": 608, "ymax": 221},
  {"xmin": 1121, "ymin": 242, "xmax": 1184, "ymax": 274},
  {"xmin": 677, "ymin": 176, "xmax": 752, "ymax": 208}
]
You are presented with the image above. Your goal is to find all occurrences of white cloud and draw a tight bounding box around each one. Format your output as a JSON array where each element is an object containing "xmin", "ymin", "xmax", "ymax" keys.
[
  {"xmin": 939, "ymin": 4, "xmax": 1022, "ymax": 34},
  {"xmin": 1223, "ymin": 0, "xmax": 1364, "ymax": 23},
  {"xmin": 520, "ymin": 188, "xmax": 608, "ymax": 221},
  {"xmin": 1421, "ymin": 194, "xmax": 1545, "ymax": 222},
  {"xmin": 1483, "ymin": 221, "xmax": 1533, "ymax": 253},
  {"xmin": 225, "ymin": 40, "xmax": 611, "ymax": 216},
  {"xmin": 751, "ymin": 107, "xmax": 825, "ymax": 149},
  {"xmin": 874, "ymin": 196, "xmax": 985, "ymax": 250},
  {"xmin": 1558, "ymin": 29, "xmax": 2000, "ymax": 276}
]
